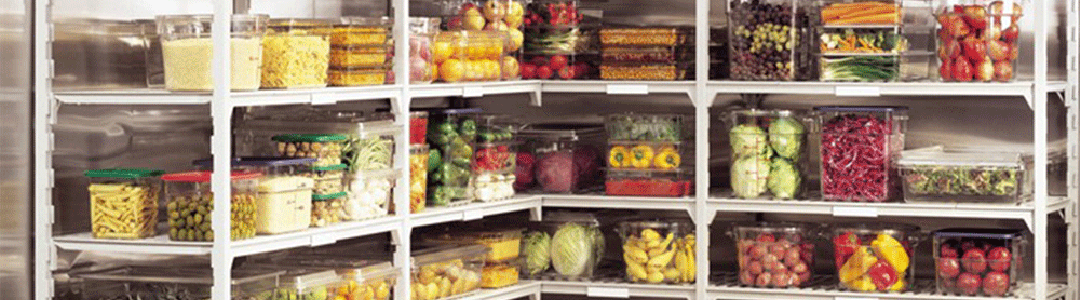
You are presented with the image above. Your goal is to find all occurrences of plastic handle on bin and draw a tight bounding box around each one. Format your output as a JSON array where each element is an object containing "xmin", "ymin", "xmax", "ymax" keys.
[{"xmin": 586, "ymin": 287, "xmax": 629, "ymax": 298}]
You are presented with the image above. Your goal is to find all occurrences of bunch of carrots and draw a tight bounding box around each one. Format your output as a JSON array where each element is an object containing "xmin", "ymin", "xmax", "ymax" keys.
[{"xmin": 821, "ymin": 2, "xmax": 901, "ymax": 25}]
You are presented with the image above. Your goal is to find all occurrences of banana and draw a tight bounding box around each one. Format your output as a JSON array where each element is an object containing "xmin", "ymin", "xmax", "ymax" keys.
[
  {"xmin": 646, "ymin": 271, "xmax": 665, "ymax": 283},
  {"xmin": 684, "ymin": 245, "xmax": 696, "ymax": 282},
  {"xmin": 663, "ymin": 268, "xmax": 682, "ymax": 282},
  {"xmin": 624, "ymin": 252, "xmax": 649, "ymax": 280},
  {"xmin": 674, "ymin": 246, "xmax": 689, "ymax": 282},
  {"xmin": 624, "ymin": 244, "xmax": 649, "ymax": 264},
  {"xmin": 656, "ymin": 233, "xmax": 675, "ymax": 251},
  {"xmin": 647, "ymin": 246, "xmax": 677, "ymax": 272}
]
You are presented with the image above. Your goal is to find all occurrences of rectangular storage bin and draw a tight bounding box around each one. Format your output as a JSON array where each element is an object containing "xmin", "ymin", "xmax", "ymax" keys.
[
  {"xmin": 606, "ymin": 114, "xmax": 684, "ymax": 142},
  {"xmin": 162, "ymin": 171, "xmax": 260, "ymax": 241},
  {"xmin": 599, "ymin": 63, "xmax": 690, "ymax": 81},
  {"xmin": 273, "ymin": 133, "xmax": 348, "ymax": 167},
  {"xmin": 618, "ymin": 220, "xmax": 696, "ymax": 284},
  {"xmin": 427, "ymin": 108, "xmax": 483, "ymax": 205},
  {"xmin": 243, "ymin": 158, "xmax": 315, "ymax": 234},
  {"xmin": 607, "ymin": 141, "xmax": 685, "ymax": 170},
  {"xmin": 515, "ymin": 123, "xmax": 605, "ymax": 193},
  {"xmin": 312, "ymin": 164, "xmax": 347, "ymax": 195},
  {"xmin": 330, "ymin": 44, "xmax": 392, "ymax": 68},
  {"xmin": 727, "ymin": 0, "xmax": 812, "ymax": 81},
  {"xmin": 730, "ymin": 222, "xmax": 815, "ymax": 288},
  {"xmin": 818, "ymin": 0, "xmax": 903, "ymax": 26},
  {"xmin": 482, "ymin": 258, "xmax": 523, "ymax": 288},
  {"xmin": 605, "ymin": 168, "xmax": 692, "ymax": 197},
  {"xmin": 472, "ymin": 171, "xmax": 516, "ymax": 202},
  {"xmin": 601, "ymin": 46, "xmax": 691, "ymax": 64},
  {"xmin": 432, "ymin": 31, "xmax": 469, "ymax": 83},
  {"xmin": 348, "ymin": 121, "xmax": 400, "ymax": 171},
  {"xmin": 726, "ymin": 109, "xmax": 807, "ymax": 200},
  {"xmin": 346, "ymin": 168, "xmax": 398, "ymax": 220},
  {"xmin": 410, "ymin": 111, "xmax": 430, "ymax": 144},
  {"xmin": 75, "ymin": 266, "xmax": 281, "ymax": 300},
  {"xmin": 420, "ymin": 228, "xmax": 525, "ymax": 262},
  {"xmin": 831, "ymin": 223, "xmax": 919, "ymax": 293},
  {"xmin": 84, "ymin": 168, "xmax": 163, "ymax": 240},
  {"xmin": 521, "ymin": 53, "xmax": 595, "ymax": 80},
  {"xmin": 270, "ymin": 270, "xmax": 348, "ymax": 300},
  {"xmin": 815, "ymin": 106, "xmax": 908, "ymax": 202},
  {"xmin": 599, "ymin": 27, "xmax": 688, "ymax": 46},
  {"xmin": 897, "ymin": 149, "xmax": 1031, "ymax": 203},
  {"xmin": 933, "ymin": 0, "xmax": 1025, "ymax": 82},
  {"xmin": 329, "ymin": 67, "xmax": 389, "ymax": 86},
  {"xmin": 472, "ymin": 141, "xmax": 516, "ymax": 174},
  {"xmin": 821, "ymin": 54, "xmax": 932, "ymax": 82},
  {"xmin": 932, "ymin": 229, "xmax": 1024, "ymax": 297},
  {"xmin": 331, "ymin": 17, "xmax": 392, "ymax": 46},
  {"xmin": 410, "ymin": 144, "xmax": 430, "ymax": 214},
  {"xmin": 261, "ymin": 18, "xmax": 333, "ymax": 89},
  {"xmin": 461, "ymin": 30, "xmax": 507, "ymax": 82},
  {"xmin": 155, "ymin": 14, "xmax": 268, "ymax": 92},
  {"xmin": 409, "ymin": 17, "xmax": 440, "ymax": 84},
  {"xmin": 819, "ymin": 27, "xmax": 908, "ymax": 55},
  {"xmin": 342, "ymin": 261, "xmax": 399, "ymax": 300},
  {"xmin": 527, "ymin": 212, "xmax": 603, "ymax": 280},
  {"xmin": 312, "ymin": 191, "xmax": 347, "ymax": 227},
  {"xmin": 411, "ymin": 245, "xmax": 488, "ymax": 300}
]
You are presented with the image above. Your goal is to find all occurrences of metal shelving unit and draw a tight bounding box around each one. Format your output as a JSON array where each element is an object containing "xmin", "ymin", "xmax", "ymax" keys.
[{"xmin": 30, "ymin": 0, "xmax": 1078, "ymax": 299}]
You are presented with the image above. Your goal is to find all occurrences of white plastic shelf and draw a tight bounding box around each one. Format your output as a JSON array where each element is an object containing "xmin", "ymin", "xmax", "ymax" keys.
[
  {"xmin": 52, "ymin": 216, "xmax": 404, "ymax": 257},
  {"xmin": 457, "ymin": 281, "xmax": 542, "ymax": 300},
  {"xmin": 539, "ymin": 277, "xmax": 696, "ymax": 299},
  {"xmin": 706, "ymin": 81, "xmax": 1068, "ymax": 98},
  {"xmin": 541, "ymin": 80, "xmax": 696, "ymax": 96},
  {"xmin": 708, "ymin": 274, "xmax": 1068, "ymax": 300},
  {"xmin": 408, "ymin": 81, "xmax": 542, "ymax": 99},
  {"xmin": 540, "ymin": 193, "xmax": 697, "ymax": 222},
  {"xmin": 53, "ymin": 85, "xmax": 402, "ymax": 106},
  {"xmin": 408, "ymin": 195, "xmax": 543, "ymax": 228}
]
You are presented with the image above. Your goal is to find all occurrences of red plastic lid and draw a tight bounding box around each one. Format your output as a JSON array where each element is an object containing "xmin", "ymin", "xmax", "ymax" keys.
[{"xmin": 161, "ymin": 171, "xmax": 262, "ymax": 183}]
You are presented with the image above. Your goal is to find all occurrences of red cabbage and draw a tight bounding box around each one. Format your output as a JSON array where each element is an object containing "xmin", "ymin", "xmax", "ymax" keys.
[{"xmin": 820, "ymin": 115, "xmax": 893, "ymax": 202}]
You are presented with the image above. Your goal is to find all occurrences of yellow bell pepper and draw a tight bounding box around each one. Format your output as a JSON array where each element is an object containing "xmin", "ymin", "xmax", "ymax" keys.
[
  {"xmin": 889, "ymin": 278, "xmax": 905, "ymax": 291},
  {"xmin": 838, "ymin": 246, "xmax": 878, "ymax": 284},
  {"xmin": 609, "ymin": 146, "xmax": 631, "ymax": 167},
  {"xmin": 653, "ymin": 147, "xmax": 681, "ymax": 169},
  {"xmin": 872, "ymin": 234, "xmax": 909, "ymax": 272},
  {"xmin": 630, "ymin": 145, "xmax": 655, "ymax": 168},
  {"xmin": 850, "ymin": 275, "xmax": 877, "ymax": 291}
]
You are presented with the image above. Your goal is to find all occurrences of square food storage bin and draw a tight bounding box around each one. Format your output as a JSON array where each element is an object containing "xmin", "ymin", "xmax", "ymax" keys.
[
  {"xmin": 162, "ymin": 171, "xmax": 260, "ymax": 241},
  {"xmin": 409, "ymin": 17, "xmax": 440, "ymax": 84},
  {"xmin": 419, "ymin": 228, "xmax": 525, "ymax": 262},
  {"xmin": 472, "ymin": 171, "xmax": 516, "ymax": 202},
  {"xmin": 818, "ymin": 27, "xmax": 908, "ymax": 55},
  {"xmin": 339, "ymin": 261, "xmax": 398, "ymax": 300},
  {"xmin": 328, "ymin": 67, "xmax": 390, "ymax": 86},
  {"xmin": 261, "ymin": 18, "xmax": 333, "ymax": 89},
  {"xmin": 75, "ymin": 266, "xmax": 282, "ymax": 300},
  {"xmin": 482, "ymin": 258, "xmax": 523, "ymax": 288},
  {"xmin": 273, "ymin": 133, "xmax": 347, "ymax": 167},
  {"xmin": 730, "ymin": 222, "xmax": 815, "ymax": 288},
  {"xmin": 618, "ymin": 220, "xmax": 697, "ymax": 284},
  {"xmin": 726, "ymin": 109, "xmax": 807, "ymax": 200},
  {"xmin": 598, "ymin": 27, "xmax": 690, "ymax": 46},
  {"xmin": 312, "ymin": 164, "xmax": 347, "ymax": 195},
  {"xmin": 237, "ymin": 158, "xmax": 316, "ymax": 234},
  {"xmin": 606, "ymin": 168, "xmax": 693, "ymax": 197},
  {"xmin": 522, "ymin": 53, "xmax": 596, "ymax": 80},
  {"xmin": 472, "ymin": 141, "xmax": 516, "ymax": 174},
  {"xmin": 84, "ymin": 168, "xmax": 164, "ymax": 240},
  {"xmin": 820, "ymin": 53, "xmax": 933, "ymax": 82},
  {"xmin": 727, "ymin": 0, "xmax": 813, "ymax": 81},
  {"xmin": 270, "ymin": 270, "xmax": 349, "ymax": 300},
  {"xmin": 831, "ymin": 223, "xmax": 919, "ymax": 293},
  {"xmin": 330, "ymin": 44, "xmax": 393, "ymax": 68},
  {"xmin": 411, "ymin": 245, "xmax": 489, "ymax": 300},
  {"xmin": 426, "ymin": 108, "xmax": 482, "ymax": 205},
  {"xmin": 526, "ymin": 212, "xmax": 604, "ymax": 280},
  {"xmin": 347, "ymin": 121, "xmax": 400, "ymax": 171},
  {"xmin": 410, "ymin": 111, "xmax": 430, "ymax": 144},
  {"xmin": 932, "ymin": 229, "xmax": 1024, "ymax": 296},
  {"xmin": 599, "ymin": 63, "xmax": 691, "ymax": 81},
  {"xmin": 818, "ymin": 0, "xmax": 903, "ymax": 26},
  {"xmin": 345, "ymin": 168, "xmax": 399, "ymax": 220},
  {"xmin": 815, "ymin": 106, "xmax": 908, "ymax": 202},
  {"xmin": 933, "ymin": 0, "xmax": 1025, "ymax": 82},
  {"xmin": 516, "ymin": 123, "xmax": 606, "ymax": 193},
  {"xmin": 410, "ymin": 144, "xmax": 430, "ymax": 214},
  {"xmin": 607, "ymin": 141, "xmax": 686, "ymax": 170},
  {"xmin": 155, "ymin": 14, "xmax": 268, "ymax": 92},
  {"xmin": 312, "ymin": 191, "xmax": 348, "ymax": 227},
  {"xmin": 601, "ymin": 46, "xmax": 692, "ymax": 64},
  {"xmin": 897, "ymin": 149, "xmax": 1031, "ymax": 203},
  {"xmin": 331, "ymin": 17, "xmax": 392, "ymax": 46},
  {"xmin": 431, "ymin": 31, "xmax": 469, "ymax": 83},
  {"xmin": 606, "ymin": 114, "xmax": 685, "ymax": 142}
]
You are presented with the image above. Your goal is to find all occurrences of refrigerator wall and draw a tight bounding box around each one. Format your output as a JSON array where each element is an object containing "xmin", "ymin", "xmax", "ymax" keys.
[{"xmin": 1, "ymin": 0, "xmax": 33, "ymax": 298}]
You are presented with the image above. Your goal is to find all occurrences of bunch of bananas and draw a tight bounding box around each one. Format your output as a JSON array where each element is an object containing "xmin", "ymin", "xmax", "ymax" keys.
[{"xmin": 623, "ymin": 228, "xmax": 696, "ymax": 284}]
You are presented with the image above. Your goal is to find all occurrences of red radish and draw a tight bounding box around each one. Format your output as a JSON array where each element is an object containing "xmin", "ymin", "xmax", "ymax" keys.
[
  {"xmin": 994, "ymin": 60, "xmax": 1014, "ymax": 81},
  {"xmin": 988, "ymin": 40, "xmax": 1010, "ymax": 61},
  {"xmin": 938, "ymin": 257, "xmax": 962, "ymax": 278},
  {"xmin": 941, "ymin": 244, "xmax": 960, "ymax": 258},
  {"xmin": 962, "ymin": 248, "xmax": 988, "ymax": 273},
  {"xmin": 983, "ymin": 271, "xmax": 1010, "ymax": 296},
  {"xmin": 977, "ymin": 59, "xmax": 995, "ymax": 82},
  {"xmin": 953, "ymin": 58, "xmax": 974, "ymax": 81},
  {"xmin": 987, "ymin": 247, "xmax": 1012, "ymax": 271},
  {"xmin": 520, "ymin": 64, "xmax": 537, "ymax": 79},
  {"xmin": 957, "ymin": 272, "xmax": 982, "ymax": 295},
  {"xmin": 548, "ymin": 55, "xmax": 569, "ymax": 70},
  {"xmin": 536, "ymin": 66, "xmax": 554, "ymax": 79}
]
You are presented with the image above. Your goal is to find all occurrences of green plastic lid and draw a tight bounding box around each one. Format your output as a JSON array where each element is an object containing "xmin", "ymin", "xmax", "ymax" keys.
[
  {"xmin": 272, "ymin": 134, "xmax": 348, "ymax": 143},
  {"xmin": 313, "ymin": 164, "xmax": 348, "ymax": 171},
  {"xmin": 84, "ymin": 168, "xmax": 164, "ymax": 179},
  {"xmin": 312, "ymin": 191, "xmax": 348, "ymax": 201}
]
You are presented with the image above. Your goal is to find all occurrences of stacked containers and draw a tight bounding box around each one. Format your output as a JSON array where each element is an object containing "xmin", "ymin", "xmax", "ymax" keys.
[
  {"xmin": 272, "ymin": 134, "xmax": 347, "ymax": 167},
  {"xmin": 934, "ymin": 0, "xmax": 1025, "ymax": 82},
  {"xmin": 831, "ymin": 223, "xmax": 918, "ymax": 292},
  {"xmin": 440, "ymin": 0, "xmax": 524, "ymax": 80},
  {"xmin": 411, "ymin": 245, "xmax": 488, "ymax": 300},
  {"xmin": 514, "ymin": 123, "xmax": 605, "ymax": 193},
  {"xmin": 932, "ymin": 229, "xmax": 1023, "ymax": 296},
  {"xmin": 410, "ymin": 144, "xmax": 431, "ymax": 214},
  {"xmin": 896, "ymin": 149, "xmax": 1032, "ymax": 203},
  {"xmin": 311, "ymin": 191, "xmax": 348, "ymax": 227},
  {"xmin": 344, "ymin": 122, "xmax": 399, "ymax": 219},
  {"xmin": 347, "ymin": 168, "xmax": 399, "ymax": 220},
  {"xmin": 270, "ymin": 270, "xmax": 348, "ymax": 300},
  {"xmin": 260, "ymin": 18, "xmax": 333, "ymax": 89},
  {"xmin": 84, "ymin": 168, "xmax": 163, "ymax": 240},
  {"xmin": 329, "ymin": 17, "xmax": 394, "ymax": 86},
  {"xmin": 75, "ymin": 267, "xmax": 281, "ymax": 300},
  {"xmin": 432, "ymin": 31, "xmax": 469, "ymax": 82},
  {"xmin": 410, "ymin": 17, "xmax": 439, "ymax": 84},
  {"xmin": 471, "ymin": 115, "xmax": 516, "ymax": 202},
  {"xmin": 727, "ymin": 0, "xmax": 812, "ymax": 81},
  {"xmin": 726, "ymin": 110, "xmax": 808, "ymax": 200},
  {"xmin": 155, "ymin": 14, "xmax": 268, "ymax": 91},
  {"xmin": 815, "ymin": 106, "xmax": 908, "ymax": 202},
  {"xmin": 227, "ymin": 158, "xmax": 316, "ymax": 235},
  {"xmin": 426, "ymin": 109, "xmax": 481, "ymax": 206},
  {"xmin": 521, "ymin": 0, "xmax": 592, "ymax": 80},
  {"xmin": 605, "ymin": 114, "xmax": 691, "ymax": 197},
  {"xmin": 162, "ymin": 171, "xmax": 260, "ymax": 241},
  {"xmin": 418, "ymin": 228, "xmax": 525, "ymax": 288},
  {"xmin": 618, "ymin": 220, "xmax": 697, "ymax": 284},
  {"xmin": 598, "ymin": 27, "xmax": 693, "ymax": 81},
  {"xmin": 731, "ymin": 222, "xmax": 815, "ymax": 288},
  {"xmin": 816, "ymin": 1, "xmax": 933, "ymax": 82}
]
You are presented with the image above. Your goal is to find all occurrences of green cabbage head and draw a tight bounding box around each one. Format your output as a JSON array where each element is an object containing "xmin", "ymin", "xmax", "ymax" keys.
[
  {"xmin": 523, "ymin": 231, "xmax": 552, "ymax": 275},
  {"xmin": 730, "ymin": 124, "xmax": 768, "ymax": 159},
  {"xmin": 767, "ymin": 158, "xmax": 801, "ymax": 199},
  {"xmin": 768, "ymin": 117, "xmax": 805, "ymax": 159},
  {"xmin": 732, "ymin": 155, "xmax": 770, "ymax": 198},
  {"xmin": 551, "ymin": 222, "xmax": 594, "ymax": 276}
]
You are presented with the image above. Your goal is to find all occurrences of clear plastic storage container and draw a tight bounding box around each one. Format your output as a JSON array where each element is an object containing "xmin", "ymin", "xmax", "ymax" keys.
[
  {"xmin": 331, "ymin": 17, "xmax": 392, "ymax": 46},
  {"xmin": 618, "ymin": 220, "xmax": 696, "ymax": 284},
  {"xmin": 432, "ymin": 31, "xmax": 468, "ymax": 83},
  {"xmin": 84, "ymin": 168, "xmax": 163, "ymax": 240},
  {"xmin": 932, "ymin": 229, "xmax": 1024, "ymax": 296},
  {"xmin": 328, "ymin": 67, "xmax": 389, "ymax": 86},
  {"xmin": 934, "ymin": 0, "xmax": 1025, "ymax": 82},
  {"xmin": 472, "ymin": 141, "xmax": 516, "ymax": 174},
  {"xmin": 330, "ymin": 44, "xmax": 392, "ymax": 68},
  {"xmin": 608, "ymin": 141, "xmax": 685, "ymax": 170},
  {"xmin": 162, "ymin": 171, "xmax": 260, "ymax": 241},
  {"xmin": 427, "ymin": 108, "xmax": 482, "ymax": 205},
  {"xmin": 261, "ymin": 18, "xmax": 333, "ymax": 89},
  {"xmin": 521, "ymin": 53, "xmax": 594, "ymax": 80},
  {"xmin": 606, "ymin": 168, "xmax": 693, "ymax": 197},
  {"xmin": 420, "ymin": 228, "xmax": 525, "ymax": 262},
  {"xmin": 818, "ymin": 0, "xmax": 902, "ymax": 26},
  {"xmin": 76, "ymin": 267, "xmax": 281, "ymax": 300},
  {"xmin": 831, "ymin": 223, "xmax": 919, "ymax": 293},
  {"xmin": 599, "ymin": 27, "xmax": 689, "ymax": 46},
  {"xmin": 409, "ymin": 17, "xmax": 440, "ymax": 84},
  {"xmin": 312, "ymin": 191, "xmax": 347, "ymax": 227},
  {"xmin": 727, "ymin": 0, "xmax": 812, "ymax": 81},
  {"xmin": 606, "ymin": 113, "xmax": 685, "ymax": 142},
  {"xmin": 410, "ymin": 111, "xmax": 430, "ymax": 144},
  {"xmin": 527, "ymin": 212, "xmax": 604, "ymax": 280},
  {"xmin": 731, "ymin": 222, "xmax": 815, "ymax": 288},
  {"xmin": 339, "ymin": 261, "xmax": 398, "ymax": 300},
  {"xmin": 815, "ymin": 106, "xmax": 908, "ymax": 202},
  {"xmin": 410, "ymin": 245, "xmax": 488, "ymax": 300},
  {"xmin": 471, "ymin": 171, "xmax": 515, "ymax": 202},
  {"xmin": 269, "ymin": 270, "xmax": 347, "ymax": 300},
  {"xmin": 242, "ymin": 158, "xmax": 315, "ymax": 234},
  {"xmin": 482, "ymin": 259, "xmax": 523, "ymax": 288},
  {"xmin": 897, "ymin": 149, "xmax": 1030, "ymax": 203},
  {"xmin": 726, "ymin": 109, "xmax": 807, "ymax": 199},
  {"xmin": 312, "ymin": 164, "xmax": 347, "ymax": 195},
  {"xmin": 599, "ymin": 63, "xmax": 691, "ymax": 81},
  {"xmin": 410, "ymin": 144, "xmax": 430, "ymax": 214},
  {"xmin": 273, "ymin": 134, "xmax": 347, "ymax": 167},
  {"xmin": 601, "ymin": 46, "xmax": 691, "ymax": 64},
  {"xmin": 347, "ymin": 121, "xmax": 399, "ymax": 171},
  {"xmin": 516, "ymin": 123, "xmax": 605, "ymax": 193},
  {"xmin": 155, "ymin": 14, "xmax": 268, "ymax": 92},
  {"xmin": 346, "ymin": 168, "xmax": 398, "ymax": 220}
]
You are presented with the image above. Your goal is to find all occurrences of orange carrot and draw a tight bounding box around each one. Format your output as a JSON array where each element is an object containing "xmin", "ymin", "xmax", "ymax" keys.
[
  {"xmin": 821, "ymin": 3, "xmax": 877, "ymax": 20},
  {"xmin": 829, "ymin": 13, "xmax": 900, "ymax": 25},
  {"xmin": 835, "ymin": 5, "xmax": 896, "ymax": 20}
]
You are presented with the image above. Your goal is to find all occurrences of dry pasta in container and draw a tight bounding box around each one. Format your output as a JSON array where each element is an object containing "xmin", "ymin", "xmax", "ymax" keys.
[
  {"xmin": 84, "ymin": 168, "xmax": 163, "ymax": 240},
  {"xmin": 261, "ymin": 18, "xmax": 333, "ymax": 89}
]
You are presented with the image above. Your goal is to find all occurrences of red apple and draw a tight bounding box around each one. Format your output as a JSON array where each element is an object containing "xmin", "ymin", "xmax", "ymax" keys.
[
  {"xmin": 962, "ymin": 248, "xmax": 988, "ymax": 273},
  {"xmin": 987, "ymin": 40, "xmax": 1010, "ymax": 61},
  {"xmin": 953, "ymin": 58, "xmax": 974, "ymax": 81},
  {"xmin": 762, "ymin": 254, "xmax": 780, "ymax": 265},
  {"xmin": 994, "ymin": 60, "xmax": 1014, "ymax": 81},
  {"xmin": 940, "ymin": 58, "xmax": 954, "ymax": 81},
  {"xmin": 750, "ymin": 245, "xmax": 768, "ymax": 259},
  {"xmin": 1001, "ymin": 24, "xmax": 1019, "ymax": 42},
  {"xmin": 944, "ymin": 39, "xmax": 962, "ymax": 59},
  {"xmin": 983, "ymin": 271, "xmax": 1011, "ymax": 296},
  {"xmin": 939, "ymin": 257, "xmax": 962, "ymax": 278},
  {"xmin": 791, "ymin": 262, "xmax": 809, "ymax": 274},
  {"xmin": 520, "ymin": 64, "xmax": 537, "ymax": 79},
  {"xmin": 989, "ymin": 1, "xmax": 1023, "ymax": 16},
  {"xmin": 770, "ymin": 270, "xmax": 791, "ymax": 287},
  {"xmin": 985, "ymin": 23, "xmax": 1002, "ymax": 41},
  {"xmin": 769, "ymin": 244, "xmax": 787, "ymax": 258},
  {"xmin": 961, "ymin": 37, "xmax": 987, "ymax": 62},
  {"xmin": 957, "ymin": 272, "xmax": 982, "ymax": 295},
  {"xmin": 942, "ymin": 13, "xmax": 971, "ymax": 38},
  {"xmin": 963, "ymin": 5, "xmax": 988, "ymax": 29},
  {"xmin": 755, "ymin": 272, "xmax": 772, "ymax": 287},
  {"xmin": 557, "ymin": 66, "xmax": 576, "ymax": 80},
  {"xmin": 977, "ymin": 59, "xmax": 995, "ymax": 81},
  {"xmin": 987, "ymin": 247, "xmax": 1012, "ymax": 271},
  {"xmin": 783, "ymin": 248, "xmax": 801, "ymax": 268},
  {"xmin": 749, "ymin": 260, "xmax": 764, "ymax": 275},
  {"xmin": 548, "ymin": 55, "xmax": 569, "ymax": 71},
  {"xmin": 941, "ymin": 244, "xmax": 960, "ymax": 258},
  {"xmin": 739, "ymin": 271, "xmax": 755, "ymax": 285},
  {"xmin": 536, "ymin": 65, "xmax": 554, "ymax": 79}
]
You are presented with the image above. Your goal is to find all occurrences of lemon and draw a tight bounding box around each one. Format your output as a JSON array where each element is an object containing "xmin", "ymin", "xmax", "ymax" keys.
[{"xmin": 440, "ymin": 59, "xmax": 465, "ymax": 82}]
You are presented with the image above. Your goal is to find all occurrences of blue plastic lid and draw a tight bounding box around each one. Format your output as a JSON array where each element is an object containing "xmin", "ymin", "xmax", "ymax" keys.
[
  {"xmin": 933, "ymin": 228, "xmax": 1023, "ymax": 240},
  {"xmin": 192, "ymin": 157, "xmax": 317, "ymax": 168}
]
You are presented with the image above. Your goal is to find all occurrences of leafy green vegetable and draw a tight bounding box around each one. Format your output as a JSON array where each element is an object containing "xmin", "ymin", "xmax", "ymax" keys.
[
  {"xmin": 768, "ymin": 117, "xmax": 804, "ymax": 159},
  {"xmin": 551, "ymin": 222, "xmax": 594, "ymax": 276},
  {"xmin": 731, "ymin": 155, "xmax": 771, "ymax": 198},
  {"xmin": 767, "ymin": 158, "xmax": 801, "ymax": 199},
  {"xmin": 904, "ymin": 166, "xmax": 1020, "ymax": 196},
  {"xmin": 821, "ymin": 56, "xmax": 898, "ymax": 82},
  {"xmin": 730, "ymin": 124, "xmax": 769, "ymax": 159},
  {"xmin": 524, "ymin": 231, "xmax": 552, "ymax": 275}
]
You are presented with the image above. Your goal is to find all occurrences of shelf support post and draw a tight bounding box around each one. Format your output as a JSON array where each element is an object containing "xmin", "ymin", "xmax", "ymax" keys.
[
  {"xmin": 34, "ymin": 0, "xmax": 56, "ymax": 298},
  {"xmin": 393, "ymin": 0, "xmax": 411, "ymax": 296},
  {"xmin": 209, "ymin": 0, "xmax": 235, "ymax": 299}
]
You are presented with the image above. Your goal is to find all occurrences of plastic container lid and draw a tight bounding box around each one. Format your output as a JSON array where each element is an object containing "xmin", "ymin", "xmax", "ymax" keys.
[
  {"xmin": 192, "ymin": 157, "xmax": 317, "ymax": 168},
  {"xmin": 898, "ymin": 149, "xmax": 1027, "ymax": 168},
  {"xmin": 932, "ymin": 228, "xmax": 1024, "ymax": 240},
  {"xmin": 313, "ymin": 164, "xmax": 349, "ymax": 171},
  {"xmin": 425, "ymin": 107, "xmax": 483, "ymax": 115},
  {"xmin": 272, "ymin": 134, "xmax": 349, "ymax": 143},
  {"xmin": 75, "ymin": 266, "xmax": 283, "ymax": 286},
  {"xmin": 313, "ymin": 191, "xmax": 348, "ymax": 201},
  {"xmin": 517, "ymin": 123, "xmax": 605, "ymax": 141},
  {"xmin": 279, "ymin": 270, "xmax": 342, "ymax": 291},
  {"xmin": 84, "ymin": 168, "xmax": 164, "ymax": 179},
  {"xmin": 542, "ymin": 212, "xmax": 599, "ymax": 226},
  {"xmin": 337, "ymin": 16, "xmax": 392, "ymax": 28},
  {"xmin": 732, "ymin": 221, "xmax": 808, "ymax": 232},
  {"xmin": 832, "ymin": 222, "xmax": 920, "ymax": 236},
  {"xmin": 813, "ymin": 106, "xmax": 910, "ymax": 113},
  {"xmin": 411, "ymin": 244, "xmax": 489, "ymax": 267},
  {"xmin": 161, "ymin": 171, "xmax": 262, "ymax": 183}
]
